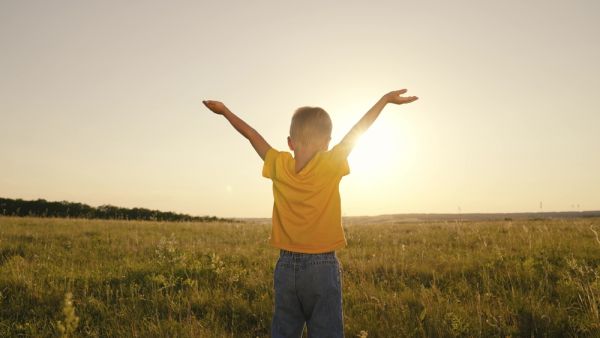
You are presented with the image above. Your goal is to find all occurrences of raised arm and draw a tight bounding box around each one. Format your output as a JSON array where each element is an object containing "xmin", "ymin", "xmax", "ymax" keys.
[
  {"xmin": 203, "ymin": 100, "xmax": 272, "ymax": 160},
  {"xmin": 337, "ymin": 89, "xmax": 418, "ymax": 156}
]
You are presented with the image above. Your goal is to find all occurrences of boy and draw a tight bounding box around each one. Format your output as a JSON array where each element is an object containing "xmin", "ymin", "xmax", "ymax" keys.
[{"xmin": 203, "ymin": 89, "xmax": 418, "ymax": 337}]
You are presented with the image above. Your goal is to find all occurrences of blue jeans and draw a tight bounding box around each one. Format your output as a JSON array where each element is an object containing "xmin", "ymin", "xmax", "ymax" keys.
[{"xmin": 271, "ymin": 249, "xmax": 344, "ymax": 338}]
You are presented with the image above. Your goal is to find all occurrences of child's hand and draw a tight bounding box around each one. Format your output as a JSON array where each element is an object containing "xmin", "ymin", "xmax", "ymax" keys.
[
  {"xmin": 202, "ymin": 100, "xmax": 230, "ymax": 115},
  {"xmin": 382, "ymin": 89, "xmax": 418, "ymax": 105}
]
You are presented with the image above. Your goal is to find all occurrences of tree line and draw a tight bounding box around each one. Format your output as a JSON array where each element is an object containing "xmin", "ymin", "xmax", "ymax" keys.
[{"xmin": 0, "ymin": 197, "xmax": 229, "ymax": 222}]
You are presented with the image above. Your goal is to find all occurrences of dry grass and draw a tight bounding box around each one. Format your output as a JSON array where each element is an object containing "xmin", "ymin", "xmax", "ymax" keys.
[{"xmin": 1, "ymin": 216, "xmax": 599, "ymax": 337}]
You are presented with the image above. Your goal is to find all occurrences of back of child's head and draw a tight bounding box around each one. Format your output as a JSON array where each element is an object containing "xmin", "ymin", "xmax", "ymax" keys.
[{"xmin": 289, "ymin": 107, "xmax": 332, "ymax": 148}]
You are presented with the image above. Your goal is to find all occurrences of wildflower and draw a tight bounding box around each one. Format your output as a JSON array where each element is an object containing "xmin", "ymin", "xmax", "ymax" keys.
[{"xmin": 57, "ymin": 292, "xmax": 79, "ymax": 338}]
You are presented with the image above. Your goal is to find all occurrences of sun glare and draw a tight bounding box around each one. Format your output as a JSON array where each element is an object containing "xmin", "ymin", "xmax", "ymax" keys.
[{"xmin": 347, "ymin": 121, "xmax": 406, "ymax": 179}]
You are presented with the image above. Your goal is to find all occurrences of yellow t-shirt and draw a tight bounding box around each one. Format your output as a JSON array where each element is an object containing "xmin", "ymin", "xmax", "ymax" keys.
[{"xmin": 262, "ymin": 144, "xmax": 350, "ymax": 253}]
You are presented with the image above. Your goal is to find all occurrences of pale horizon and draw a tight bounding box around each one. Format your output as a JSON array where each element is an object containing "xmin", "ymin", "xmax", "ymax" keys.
[{"xmin": 2, "ymin": 1, "xmax": 599, "ymax": 218}]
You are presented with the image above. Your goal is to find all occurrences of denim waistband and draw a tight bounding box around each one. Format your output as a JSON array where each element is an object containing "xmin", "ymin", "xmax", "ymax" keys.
[{"xmin": 279, "ymin": 249, "xmax": 336, "ymax": 258}]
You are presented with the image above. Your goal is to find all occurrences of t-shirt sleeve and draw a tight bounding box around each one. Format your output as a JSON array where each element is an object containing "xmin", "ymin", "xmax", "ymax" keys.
[
  {"xmin": 329, "ymin": 144, "xmax": 350, "ymax": 177},
  {"xmin": 262, "ymin": 148, "xmax": 279, "ymax": 178}
]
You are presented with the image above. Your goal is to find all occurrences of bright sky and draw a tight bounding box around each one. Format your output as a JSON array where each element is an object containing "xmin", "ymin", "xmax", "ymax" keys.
[{"xmin": 1, "ymin": 1, "xmax": 599, "ymax": 217}]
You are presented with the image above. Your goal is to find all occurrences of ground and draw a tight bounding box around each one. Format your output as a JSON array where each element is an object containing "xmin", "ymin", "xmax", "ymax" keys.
[{"xmin": 1, "ymin": 216, "xmax": 599, "ymax": 337}]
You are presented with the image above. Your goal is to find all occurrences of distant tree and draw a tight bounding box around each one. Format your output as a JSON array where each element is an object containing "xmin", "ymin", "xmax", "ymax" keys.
[{"xmin": 0, "ymin": 197, "xmax": 230, "ymax": 223}]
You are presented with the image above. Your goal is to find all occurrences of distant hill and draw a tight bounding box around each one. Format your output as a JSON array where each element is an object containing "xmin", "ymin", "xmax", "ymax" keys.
[
  {"xmin": 240, "ymin": 211, "xmax": 600, "ymax": 225},
  {"xmin": 0, "ymin": 197, "xmax": 229, "ymax": 222},
  {"xmin": 341, "ymin": 211, "xmax": 600, "ymax": 225}
]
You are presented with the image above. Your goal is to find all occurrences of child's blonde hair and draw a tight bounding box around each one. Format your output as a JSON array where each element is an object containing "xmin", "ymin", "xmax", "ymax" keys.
[{"xmin": 289, "ymin": 107, "xmax": 332, "ymax": 147}]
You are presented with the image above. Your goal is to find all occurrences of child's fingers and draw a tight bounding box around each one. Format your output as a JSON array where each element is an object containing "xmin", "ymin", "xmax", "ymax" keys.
[
  {"xmin": 203, "ymin": 100, "xmax": 218, "ymax": 109},
  {"xmin": 390, "ymin": 89, "xmax": 407, "ymax": 96}
]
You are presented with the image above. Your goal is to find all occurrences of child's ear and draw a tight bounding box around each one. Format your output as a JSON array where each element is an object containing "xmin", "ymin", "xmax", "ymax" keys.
[{"xmin": 287, "ymin": 136, "xmax": 295, "ymax": 151}]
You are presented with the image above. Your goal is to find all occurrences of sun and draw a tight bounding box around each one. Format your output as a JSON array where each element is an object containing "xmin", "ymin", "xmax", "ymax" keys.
[{"xmin": 346, "ymin": 121, "xmax": 406, "ymax": 177}]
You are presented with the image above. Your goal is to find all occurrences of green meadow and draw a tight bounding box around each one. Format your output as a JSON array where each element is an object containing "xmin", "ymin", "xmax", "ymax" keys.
[{"xmin": 1, "ymin": 216, "xmax": 599, "ymax": 337}]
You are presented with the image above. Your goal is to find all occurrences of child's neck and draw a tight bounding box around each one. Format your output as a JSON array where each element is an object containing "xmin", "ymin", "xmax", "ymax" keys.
[{"xmin": 293, "ymin": 145, "xmax": 326, "ymax": 174}]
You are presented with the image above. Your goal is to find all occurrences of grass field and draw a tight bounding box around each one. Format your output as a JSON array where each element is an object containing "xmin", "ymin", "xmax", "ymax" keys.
[{"xmin": 1, "ymin": 216, "xmax": 599, "ymax": 337}]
